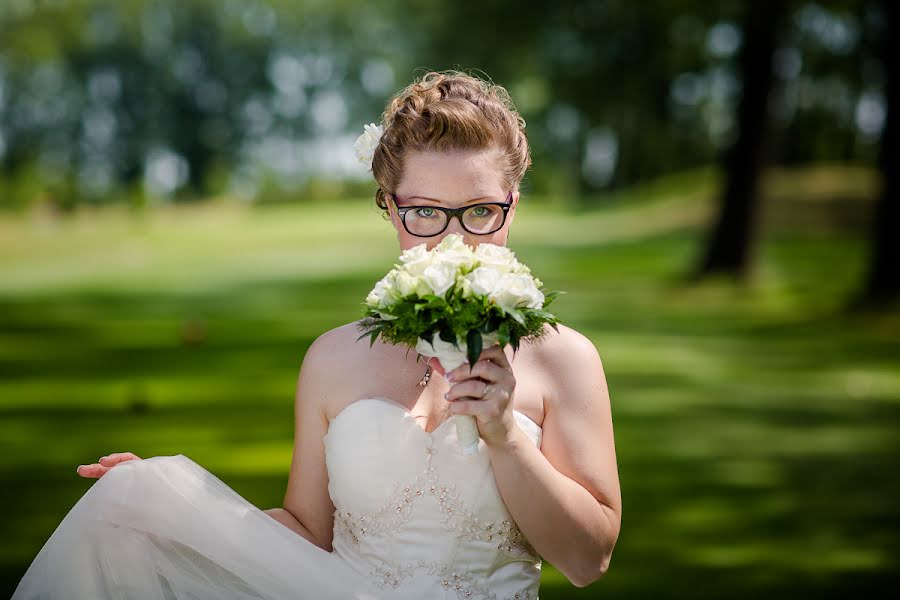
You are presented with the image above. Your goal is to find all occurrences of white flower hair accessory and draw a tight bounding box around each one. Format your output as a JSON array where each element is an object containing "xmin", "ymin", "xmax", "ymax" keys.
[{"xmin": 354, "ymin": 122, "xmax": 384, "ymax": 171}]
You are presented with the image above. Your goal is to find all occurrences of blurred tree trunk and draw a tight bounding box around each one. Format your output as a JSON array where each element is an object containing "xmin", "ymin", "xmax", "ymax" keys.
[
  {"xmin": 853, "ymin": 0, "xmax": 899, "ymax": 309},
  {"xmin": 691, "ymin": 0, "xmax": 787, "ymax": 281}
]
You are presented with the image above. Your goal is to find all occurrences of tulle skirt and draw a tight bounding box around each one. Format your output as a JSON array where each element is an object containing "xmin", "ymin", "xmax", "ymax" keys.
[{"xmin": 13, "ymin": 455, "xmax": 381, "ymax": 599}]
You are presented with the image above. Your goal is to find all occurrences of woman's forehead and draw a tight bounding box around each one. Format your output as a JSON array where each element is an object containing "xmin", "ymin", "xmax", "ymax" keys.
[
  {"xmin": 403, "ymin": 147, "xmax": 502, "ymax": 169},
  {"xmin": 397, "ymin": 149, "xmax": 505, "ymax": 199}
]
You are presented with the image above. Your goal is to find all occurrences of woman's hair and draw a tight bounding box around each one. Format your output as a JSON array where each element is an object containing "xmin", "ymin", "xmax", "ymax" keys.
[{"xmin": 371, "ymin": 69, "xmax": 531, "ymax": 214}]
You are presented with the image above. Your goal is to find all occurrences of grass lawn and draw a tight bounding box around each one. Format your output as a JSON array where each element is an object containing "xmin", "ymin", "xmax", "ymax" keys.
[{"xmin": 1, "ymin": 166, "xmax": 898, "ymax": 597}]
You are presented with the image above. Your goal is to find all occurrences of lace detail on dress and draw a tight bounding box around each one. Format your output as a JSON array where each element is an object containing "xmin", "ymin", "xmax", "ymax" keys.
[
  {"xmin": 333, "ymin": 439, "xmax": 538, "ymax": 560},
  {"xmin": 369, "ymin": 559, "xmax": 537, "ymax": 600},
  {"xmin": 327, "ymin": 403, "xmax": 543, "ymax": 598},
  {"xmin": 451, "ymin": 515, "xmax": 537, "ymax": 557},
  {"xmin": 333, "ymin": 462, "xmax": 435, "ymax": 545}
]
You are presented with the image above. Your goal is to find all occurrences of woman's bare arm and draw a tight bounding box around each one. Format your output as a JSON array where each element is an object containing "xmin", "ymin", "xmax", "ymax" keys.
[
  {"xmin": 280, "ymin": 326, "xmax": 348, "ymax": 552},
  {"xmin": 484, "ymin": 326, "xmax": 622, "ymax": 587}
]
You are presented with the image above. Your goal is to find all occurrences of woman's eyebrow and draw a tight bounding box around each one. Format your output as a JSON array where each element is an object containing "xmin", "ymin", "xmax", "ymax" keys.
[{"xmin": 407, "ymin": 195, "xmax": 491, "ymax": 203}]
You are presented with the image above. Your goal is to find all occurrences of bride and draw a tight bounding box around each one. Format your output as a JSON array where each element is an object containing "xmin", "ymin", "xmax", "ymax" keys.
[{"xmin": 13, "ymin": 70, "xmax": 621, "ymax": 599}]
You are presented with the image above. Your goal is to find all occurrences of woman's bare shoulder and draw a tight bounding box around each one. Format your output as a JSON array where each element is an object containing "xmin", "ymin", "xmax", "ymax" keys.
[
  {"xmin": 298, "ymin": 321, "xmax": 373, "ymax": 417},
  {"xmin": 528, "ymin": 322, "xmax": 597, "ymax": 360},
  {"xmin": 528, "ymin": 323, "xmax": 604, "ymax": 398},
  {"xmin": 303, "ymin": 320, "xmax": 372, "ymax": 366}
]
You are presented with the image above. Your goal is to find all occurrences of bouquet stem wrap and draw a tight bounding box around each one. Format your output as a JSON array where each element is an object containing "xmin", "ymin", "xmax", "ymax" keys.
[{"xmin": 415, "ymin": 331, "xmax": 500, "ymax": 455}]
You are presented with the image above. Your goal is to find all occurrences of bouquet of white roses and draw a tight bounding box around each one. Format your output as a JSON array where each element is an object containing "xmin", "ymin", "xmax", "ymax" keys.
[{"xmin": 357, "ymin": 233, "xmax": 563, "ymax": 454}]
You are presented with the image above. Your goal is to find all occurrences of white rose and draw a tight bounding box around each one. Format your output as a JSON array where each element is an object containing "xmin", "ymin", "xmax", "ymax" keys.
[
  {"xmin": 526, "ymin": 286, "xmax": 545, "ymax": 309},
  {"xmin": 366, "ymin": 272, "xmax": 396, "ymax": 307},
  {"xmin": 434, "ymin": 247, "xmax": 477, "ymax": 272},
  {"xmin": 455, "ymin": 274, "xmax": 474, "ymax": 299},
  {"xmin": 354, "ymin": 123, "xmax": 383, "ymax": 170},
  {"xmin": 398, "ymin": 243, "xmax": 432, "ymax": 277},
  {"xmin": 474, "ymin": 243, "xmax": 517, "ymax": 273},
  {"xmin": 436, "ymin": 233, "xmax": 469, "ymax": 253},
  {"xmin": 395, "ymin": 270, "xmax": 421, "ymax": 297},
  {"xmin": 512, "ymin": 261, "xmax": 532, "ymax": 276},
  {"xmin": 422, "ymin": 261, "xmax": 457, "ymax": 297},
  {"xmin": 490, "ymin": 272, "xmax": 545, "ymax": 312},
  {"xmin": 518, "ymin": 276, "xmax": 545, "ymax": 309},
  {"xmin": 431, "ymin": 238, "xmax": 475, "ymax": 270},
  {"xmin": 465, "ymin": 266, "xmax": 503, "ymax": 297},
  {"xmin": 399, "ymin": 243, "xmax": 428, "ymax": 264}
]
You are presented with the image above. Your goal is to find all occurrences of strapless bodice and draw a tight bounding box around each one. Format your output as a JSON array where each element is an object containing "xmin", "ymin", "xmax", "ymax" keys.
[{"xmin": 324, "ymin": 397, "xmax": 543, "ymax": 599}]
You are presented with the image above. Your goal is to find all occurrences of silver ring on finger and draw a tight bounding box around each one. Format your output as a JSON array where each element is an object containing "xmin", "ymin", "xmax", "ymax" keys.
[{"xmin": 481, "ymin": 383, "xmax": 492, "ymax": 398}]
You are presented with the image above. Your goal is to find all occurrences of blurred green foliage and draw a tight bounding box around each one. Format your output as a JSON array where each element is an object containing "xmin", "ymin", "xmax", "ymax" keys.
[{"xmin": 0, "ymin": 0, "xmax": 886, "ymax": 209}]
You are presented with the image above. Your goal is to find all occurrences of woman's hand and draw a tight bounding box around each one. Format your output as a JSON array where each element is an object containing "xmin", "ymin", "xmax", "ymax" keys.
[
  {"xmin": 76, "ymin": 452, "xmax": 143, "ymax": 479},
  {"xmin": 442, "ymin": 343, "xmax": 518, "ymax": 448}
]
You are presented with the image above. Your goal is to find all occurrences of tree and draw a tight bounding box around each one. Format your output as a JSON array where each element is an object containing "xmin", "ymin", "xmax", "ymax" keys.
[
  {"xmin": 852, "ymin": 0, "xmax": 899, "ymax": 309},
  {"xmin": 691, "ymin": 0, "xmax": 788, "ymax": 282}
]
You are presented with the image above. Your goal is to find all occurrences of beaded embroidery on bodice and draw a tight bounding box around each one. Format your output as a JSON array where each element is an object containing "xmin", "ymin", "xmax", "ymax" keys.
[{"xmin": 324, "ymin": 397, "xmax": 543, "ymax": 599}]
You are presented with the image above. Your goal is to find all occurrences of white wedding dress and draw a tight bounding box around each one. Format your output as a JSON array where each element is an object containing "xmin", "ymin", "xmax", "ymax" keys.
[{"xmin": 13, "ymin": 397, "xmax": 544, "ymax": 599}]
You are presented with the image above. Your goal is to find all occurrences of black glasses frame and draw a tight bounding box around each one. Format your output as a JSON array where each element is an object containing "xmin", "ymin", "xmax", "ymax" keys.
[{"xmin": 389, "ymin": 191, "xmax": 513, "ymax": 237}]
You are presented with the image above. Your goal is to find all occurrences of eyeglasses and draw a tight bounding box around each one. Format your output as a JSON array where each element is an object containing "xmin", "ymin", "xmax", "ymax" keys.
[{"xmin": 389, "ymin": 191, "xmax": 513, "ymax": 237}]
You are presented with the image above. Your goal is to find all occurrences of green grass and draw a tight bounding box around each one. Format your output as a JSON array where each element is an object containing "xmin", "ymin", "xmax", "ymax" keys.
[{"xmin": 2, "ymin": 166, "xmax": 898, "ymax": 597}]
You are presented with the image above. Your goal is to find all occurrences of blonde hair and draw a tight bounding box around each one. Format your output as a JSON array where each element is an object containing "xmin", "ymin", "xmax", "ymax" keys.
[{"xmin": 371, "ymin": 69, "xmax": 531, "ymax": 213}]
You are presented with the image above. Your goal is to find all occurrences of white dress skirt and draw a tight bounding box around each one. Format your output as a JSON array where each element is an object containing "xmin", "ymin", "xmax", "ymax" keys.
[{"xmin": 13, "ymin": 397, "xmax": 544, "ymax": 599}]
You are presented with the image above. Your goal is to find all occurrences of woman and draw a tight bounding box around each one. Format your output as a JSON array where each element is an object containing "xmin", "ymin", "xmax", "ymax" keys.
[{"xmin": 14, "ymin": 70, "xmax": 621, "ymax": 599}]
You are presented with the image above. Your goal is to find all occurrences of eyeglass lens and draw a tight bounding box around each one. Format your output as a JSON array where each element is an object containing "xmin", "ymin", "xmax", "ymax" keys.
[{"xmin": 404, "ymin": 204, "xmax": 505, "ymax": 236}]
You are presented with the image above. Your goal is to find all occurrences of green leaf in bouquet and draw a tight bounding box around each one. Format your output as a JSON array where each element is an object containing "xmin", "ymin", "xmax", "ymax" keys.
[
  {"xmin": 395, "ymin": 301, "xmax": 416, "ymax": 316},
  {"xmin": 543, "ymin": 290, "xmax": 565, "ymax": 306},
  {"xmin": 422, "ymin": 294, "xmax": 443, "ymax": 303},
  {"xmin": 439, "ymin": 327, "xmax": 457, "ymax": 346},
  {"xmin": 510, "ymin": 329, "xmax": 521, "ymax": 353},
  {"xmin": 479, "ymin": 313, "xmax": 500, "ymax": 334},
  {"xmin": 417, "ymin": 294, "xmax": 447, "ymax": 311},
  {"xmin": 505, "ymin": 307, "xmax": 526, "ymax": 325},
  {"xmin": 355, "ymin": 319, "xmax": 387, "ymax": 347},
  {"xmin": 466, "ymin": 328, "xmax": 482, "ymax": 372},
  {"xmin": 528, "ymin": 309, "xmax": 558, "ymax": 321},
  {"xmin": 498, "ymin": 321, "xmax": 510, "ymax": 348}
]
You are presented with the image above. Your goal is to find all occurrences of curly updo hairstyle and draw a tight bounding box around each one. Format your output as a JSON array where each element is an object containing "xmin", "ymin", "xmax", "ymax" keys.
[{"xmin": 371, "ymin": 69, "xmax": 531, "ymax": 215}]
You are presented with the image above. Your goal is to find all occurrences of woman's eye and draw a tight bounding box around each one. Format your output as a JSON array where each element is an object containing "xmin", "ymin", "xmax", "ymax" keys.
[
  {"xmin": 415, "ymin": 208, "xmax": 436, "ymax": 218},
  {"xmin": 471, "ymin": 206, "xmax": 488, "ymax": 217}
]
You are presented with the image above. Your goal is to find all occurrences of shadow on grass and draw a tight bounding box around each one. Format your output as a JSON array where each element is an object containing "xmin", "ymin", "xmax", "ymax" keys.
[{"xmin": 2, "ymin": 228, "xmax": 899, "ymax": 598}]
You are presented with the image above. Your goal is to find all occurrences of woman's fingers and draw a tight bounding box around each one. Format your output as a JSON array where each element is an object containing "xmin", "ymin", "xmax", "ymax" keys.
[
  {"xmin": 445, "ymin": 361, "xmax": 510, "ymax": 395},
  {"xmin": 99, "ymin": 452, "xmax": 142, "ymax": 466},
  {"xmin": 445, "ymin": 378, "xmax": 487, "ymax": 402},
  {"xmin": 447, "ymin": 397, "xmax": 503, "ymax": 419},
  {"xmin": 446, "ymin": 346, "xmax": 511, "ymax": 380},
  {"xmin": 76, "ymin": 452, "xmax": 142, "ymax": 478},
  {"xmin": 75, "ymin": 463, "xmax": 110, "ymax": 478}
]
